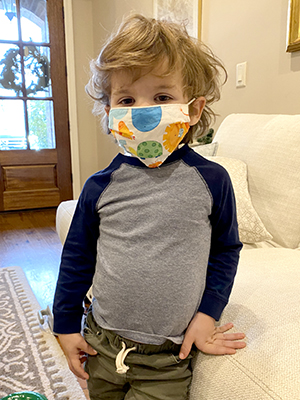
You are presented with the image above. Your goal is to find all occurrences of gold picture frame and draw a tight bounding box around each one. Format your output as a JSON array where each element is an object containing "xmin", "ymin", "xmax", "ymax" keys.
[
  {"xmin": 287, "ymin": 0, "xmax": 300, "ymax": 52},
  {"xmin": 153, "ymin": 0, "xmax": 202, "ymax": 39}
]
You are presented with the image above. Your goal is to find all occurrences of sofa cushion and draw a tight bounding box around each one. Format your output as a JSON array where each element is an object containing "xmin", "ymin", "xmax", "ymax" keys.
[
  {"xmin": 191, "ymin": 142, "xmax": 219, "ymax": 157},
  {"xmin": 214, "ymin": 114, "xmax": 300, "ymax": 248},
  {"xmin": 206, "ymin": 156, "xmax": 272, "ymax": 244},
  {"xmin": 190, "ymin": 247, "xmax": 300, "ymax": 400}
]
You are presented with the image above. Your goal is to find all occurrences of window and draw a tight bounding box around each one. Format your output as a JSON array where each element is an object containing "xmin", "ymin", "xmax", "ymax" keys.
[{"xmin": 0, "ymin": 0, "xmax": 55, "ymax": 150}]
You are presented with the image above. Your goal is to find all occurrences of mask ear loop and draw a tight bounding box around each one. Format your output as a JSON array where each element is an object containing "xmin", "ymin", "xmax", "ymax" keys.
[
  {"xmin": 177, "ymin": 98, "xmax": 195, "ymax": 150},
  {"xmin": 187, "ymin": 98, "xmax": 196, "ymax": 105}
]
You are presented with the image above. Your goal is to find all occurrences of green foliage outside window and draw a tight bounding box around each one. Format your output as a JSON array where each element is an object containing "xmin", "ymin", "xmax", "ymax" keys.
[{"xmin": 28, "ymin": 101, "xmax": 48, "ymax": 149}]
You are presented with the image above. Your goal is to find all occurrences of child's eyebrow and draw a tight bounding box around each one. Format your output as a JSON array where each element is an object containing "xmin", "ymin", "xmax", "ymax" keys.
[
  {"xmin": 111, "ymin": 88, "xmax": 131, "ymax": 96},
  {"xmin": 153, "ymin": 84, "xmax": 177, "ymax": 91},
  {"xmin": 111, "ymin": 84, "xmax": 178, "ymax": 96}
]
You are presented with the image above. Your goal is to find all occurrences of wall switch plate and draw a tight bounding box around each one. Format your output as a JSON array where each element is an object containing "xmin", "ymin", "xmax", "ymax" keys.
[{"xmin": 236, "ymin": 62, "xmax": 247, "ymax": 88}]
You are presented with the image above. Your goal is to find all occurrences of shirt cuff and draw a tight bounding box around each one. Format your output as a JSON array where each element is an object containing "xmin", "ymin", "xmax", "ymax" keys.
[{"xmin": 198, "ymin": 290, "xmax": 228, "ymax": 321}]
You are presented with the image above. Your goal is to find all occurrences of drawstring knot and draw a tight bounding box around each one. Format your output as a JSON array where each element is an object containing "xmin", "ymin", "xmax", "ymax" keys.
[{"xmin": 115, "ymin": 341, "xmax": 136, "ymax": 374}]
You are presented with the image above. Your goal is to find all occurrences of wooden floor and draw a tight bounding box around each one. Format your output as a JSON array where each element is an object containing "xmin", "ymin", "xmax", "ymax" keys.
[
  {"xmin": 0, "ymin": 208, "xmax": 62, "ymax": 309},
  {"xmin": 0, "ymin": 208, "xmax": 89, "ymax": 399}
]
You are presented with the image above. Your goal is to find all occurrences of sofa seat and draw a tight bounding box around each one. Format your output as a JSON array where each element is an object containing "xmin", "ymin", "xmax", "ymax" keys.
[{"xmin": 190, "ymin": 247, "xmax": 300, "ymax": 400}]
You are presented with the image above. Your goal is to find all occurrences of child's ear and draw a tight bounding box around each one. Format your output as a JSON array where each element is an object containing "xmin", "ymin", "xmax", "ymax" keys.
[
  {"xmin": 105, "ymin": 105, "xmax": 110, "ymax": 116},
  {"xmin": 189, "ymin": 97, "xmax": 206, "ymax": 126}
]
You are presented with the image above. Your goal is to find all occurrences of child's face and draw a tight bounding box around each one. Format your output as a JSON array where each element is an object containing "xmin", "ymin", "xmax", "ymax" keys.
[{"xmin": 106, "ymin": 62, "xmax": 205, "ymax": 126}]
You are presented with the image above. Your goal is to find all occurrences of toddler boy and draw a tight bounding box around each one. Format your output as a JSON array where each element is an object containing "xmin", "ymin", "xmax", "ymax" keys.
[{"xmin": 53, "ymin": 14, "xmax": 246, "ymax": 400}]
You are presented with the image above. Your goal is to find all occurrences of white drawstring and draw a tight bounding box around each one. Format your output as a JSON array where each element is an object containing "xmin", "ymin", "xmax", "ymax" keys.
[{"xmin": 115, "ymin": 341, "xmax": 137, "ymax": 374}]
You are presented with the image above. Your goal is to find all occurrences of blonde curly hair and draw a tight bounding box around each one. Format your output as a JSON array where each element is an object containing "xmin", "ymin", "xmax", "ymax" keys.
[{"xmin": 86, "ymin": 14, "xmax": 227, "ymax": 143}]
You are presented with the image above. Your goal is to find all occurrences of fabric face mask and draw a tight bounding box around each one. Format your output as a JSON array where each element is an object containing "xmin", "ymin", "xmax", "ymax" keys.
[{"xmin": 108, "ymin": 100, "xmax": 193, "ymax": 168}]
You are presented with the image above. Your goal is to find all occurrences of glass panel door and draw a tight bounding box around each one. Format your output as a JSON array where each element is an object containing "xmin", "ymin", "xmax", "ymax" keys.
[
  {"xmin": 0, "ymin": 0, "xmax": 55, "ymax": 150},
  {"xmin": 0, "ymin": 0, "xmax": 72, "ymax": 212}
]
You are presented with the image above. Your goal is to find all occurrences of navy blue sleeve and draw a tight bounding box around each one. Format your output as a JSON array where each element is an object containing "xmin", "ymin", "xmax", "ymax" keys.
[
  {"xmin": 186, "ymin": 150, "xmax": 242, "ymax": 320},
  {"xmin": 199, "ymin": 165, "xmax": 242, "ymax": 320},
  {"xmin": 53, "ymin": 176, "xmax": 103, "ymax": 334}
]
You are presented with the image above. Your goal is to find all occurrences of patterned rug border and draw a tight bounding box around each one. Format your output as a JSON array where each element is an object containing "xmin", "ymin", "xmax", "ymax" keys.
[{"xmin": 0, "ymin": 266, "xmax": 87, "ymax": 400}]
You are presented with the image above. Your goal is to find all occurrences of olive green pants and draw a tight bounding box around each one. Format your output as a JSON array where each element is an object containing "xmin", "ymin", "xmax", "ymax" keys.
[{"xmin": 83, "ymin": 311, "xmax": 194, "ymax": 400}]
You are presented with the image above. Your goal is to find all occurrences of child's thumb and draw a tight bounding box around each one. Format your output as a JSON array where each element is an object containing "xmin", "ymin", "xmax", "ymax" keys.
[
  {"xmin": 84, "ymin": 342, "xmax": 97, "ymax": 355},
  {"xmin": 179, "ymin": 336, "xmax": 193, "ymax": 360}
]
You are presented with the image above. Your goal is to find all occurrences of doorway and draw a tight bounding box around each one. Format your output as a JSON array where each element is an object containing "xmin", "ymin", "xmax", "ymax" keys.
[{"xmin": 0, "ymin": 0, "xmax": 72, "ymax": 211}]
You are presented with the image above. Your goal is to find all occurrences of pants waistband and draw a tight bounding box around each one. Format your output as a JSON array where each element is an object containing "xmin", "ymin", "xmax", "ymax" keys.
[{"xmin": 86, "ymin": 309, "xmax": 181, "ymax": 356}]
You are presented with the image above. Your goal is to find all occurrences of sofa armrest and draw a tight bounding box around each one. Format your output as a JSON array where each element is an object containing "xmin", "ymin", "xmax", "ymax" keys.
[
  {"xmin": 56, "ymin": 200, "xmax": 93, "ymax": 302},
  {"xmin": 56, "ymin": 200, "xmax": 78, "ymax": 245}
]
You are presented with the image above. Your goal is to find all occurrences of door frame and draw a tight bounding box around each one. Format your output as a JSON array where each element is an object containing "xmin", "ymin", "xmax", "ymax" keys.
[
  {"xmin": 48, "ymin": 0, "xmax": 72, "ymax": 203},
  {"xmin": 62, "ymin": 0, "xmax": 81, "ymax": 199}
]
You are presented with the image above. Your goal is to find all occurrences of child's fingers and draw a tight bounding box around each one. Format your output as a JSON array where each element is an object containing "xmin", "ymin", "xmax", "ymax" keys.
[
  {"xmin": 215, "ymin": 322, "xmax": 234, "ymax": 333},
  {"xmin": 68, "ymin": 355, "xmax": 90, "ymax": 380},
  {"xmin": 201, "ymin": 343, "xmax": 237, "ymax": 355},
  {"xmin": 217, "ymin": 332, "xmax": 246, "ymax": 341},
  {"xmin": 217, "ymin": 338, "xmax": 246, "ymax": 349},
  {"xmin": 215, "ymin": 324, "xmax": 246, "ymax": 342}
]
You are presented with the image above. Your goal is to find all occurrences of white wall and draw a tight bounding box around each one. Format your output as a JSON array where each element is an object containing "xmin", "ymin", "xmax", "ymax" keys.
[
  {"xmin": 91, "ymin": 0, "xmax": 153, "ymax": 178},
  {"xmin": 201, "ymin": 0, "xmax": 300, "ymax": 131},
  {"xmin": 64, "ymin": 0, "xmax": 98, "ymax": 198},
  {"xmin": 64, "ymin": 0, "xmax": 153, "ymax": 198}
]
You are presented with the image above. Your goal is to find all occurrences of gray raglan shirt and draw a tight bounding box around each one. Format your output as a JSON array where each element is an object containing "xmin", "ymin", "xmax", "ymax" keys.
[{"xmin": 53, "ymin": 145, "xmax": 242, "ymax": 344}]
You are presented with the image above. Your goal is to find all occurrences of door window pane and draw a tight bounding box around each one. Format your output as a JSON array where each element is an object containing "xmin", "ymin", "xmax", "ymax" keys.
[
  {"xmin": 0, "ymin": 2, "xmax": 18, "ymax": 41},
  {"xmin": 20, "ymin": 0, "xmax": 49, "ymax": 43},
  {"xmin": 0, "ymin": 44, "xmax": 22, "ymax": 97},
  {"xmin": 24, "ymin": 45, "xmax": 51, "ymax": 97},
  {"xmin": 0, "ymin": 100, "xmax": 27, "ymax": 150},
  {"xmin": 0, "ymin": 1, "xmax": 57, "ymax": 152},
  {"xmin": 27, "ymin": 100, "xmax": 55, "ymax": 150}
]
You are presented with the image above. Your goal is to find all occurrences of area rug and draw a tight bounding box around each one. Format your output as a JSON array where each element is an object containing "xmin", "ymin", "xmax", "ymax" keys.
[{"xmin": 0, "ymin": 266, "xmax": 87, "ymax": 400}]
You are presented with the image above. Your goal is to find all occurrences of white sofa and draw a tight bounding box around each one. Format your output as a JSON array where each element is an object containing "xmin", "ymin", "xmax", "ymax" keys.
[{"xmin": 56, "ymin": 114, "xmax": 300, "ymax": 400}]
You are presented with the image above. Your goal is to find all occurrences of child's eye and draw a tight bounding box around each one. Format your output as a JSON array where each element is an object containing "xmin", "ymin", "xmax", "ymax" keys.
[
  {"xmin": 119, "ymin": 97, "xmax": 135, "ymax": 106},
  {"xmin": 155, "ymin": 95, "xmax": 173, "ymax": 103}
]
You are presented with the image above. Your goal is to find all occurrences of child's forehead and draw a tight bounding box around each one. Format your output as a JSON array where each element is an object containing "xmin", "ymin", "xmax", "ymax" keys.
[{"xmin": 110, "ymin": 65, "xmax": 183, "ymax": 92}]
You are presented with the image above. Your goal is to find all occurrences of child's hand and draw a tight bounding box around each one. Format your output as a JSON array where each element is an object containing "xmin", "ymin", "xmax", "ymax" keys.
[
  {"xmin": 179, "ymin": 312, "xmax": 246, "ymax": 359},
  {"xmin": 58, "ymin": 333, "xmax": 97, "ymax": 379}
]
